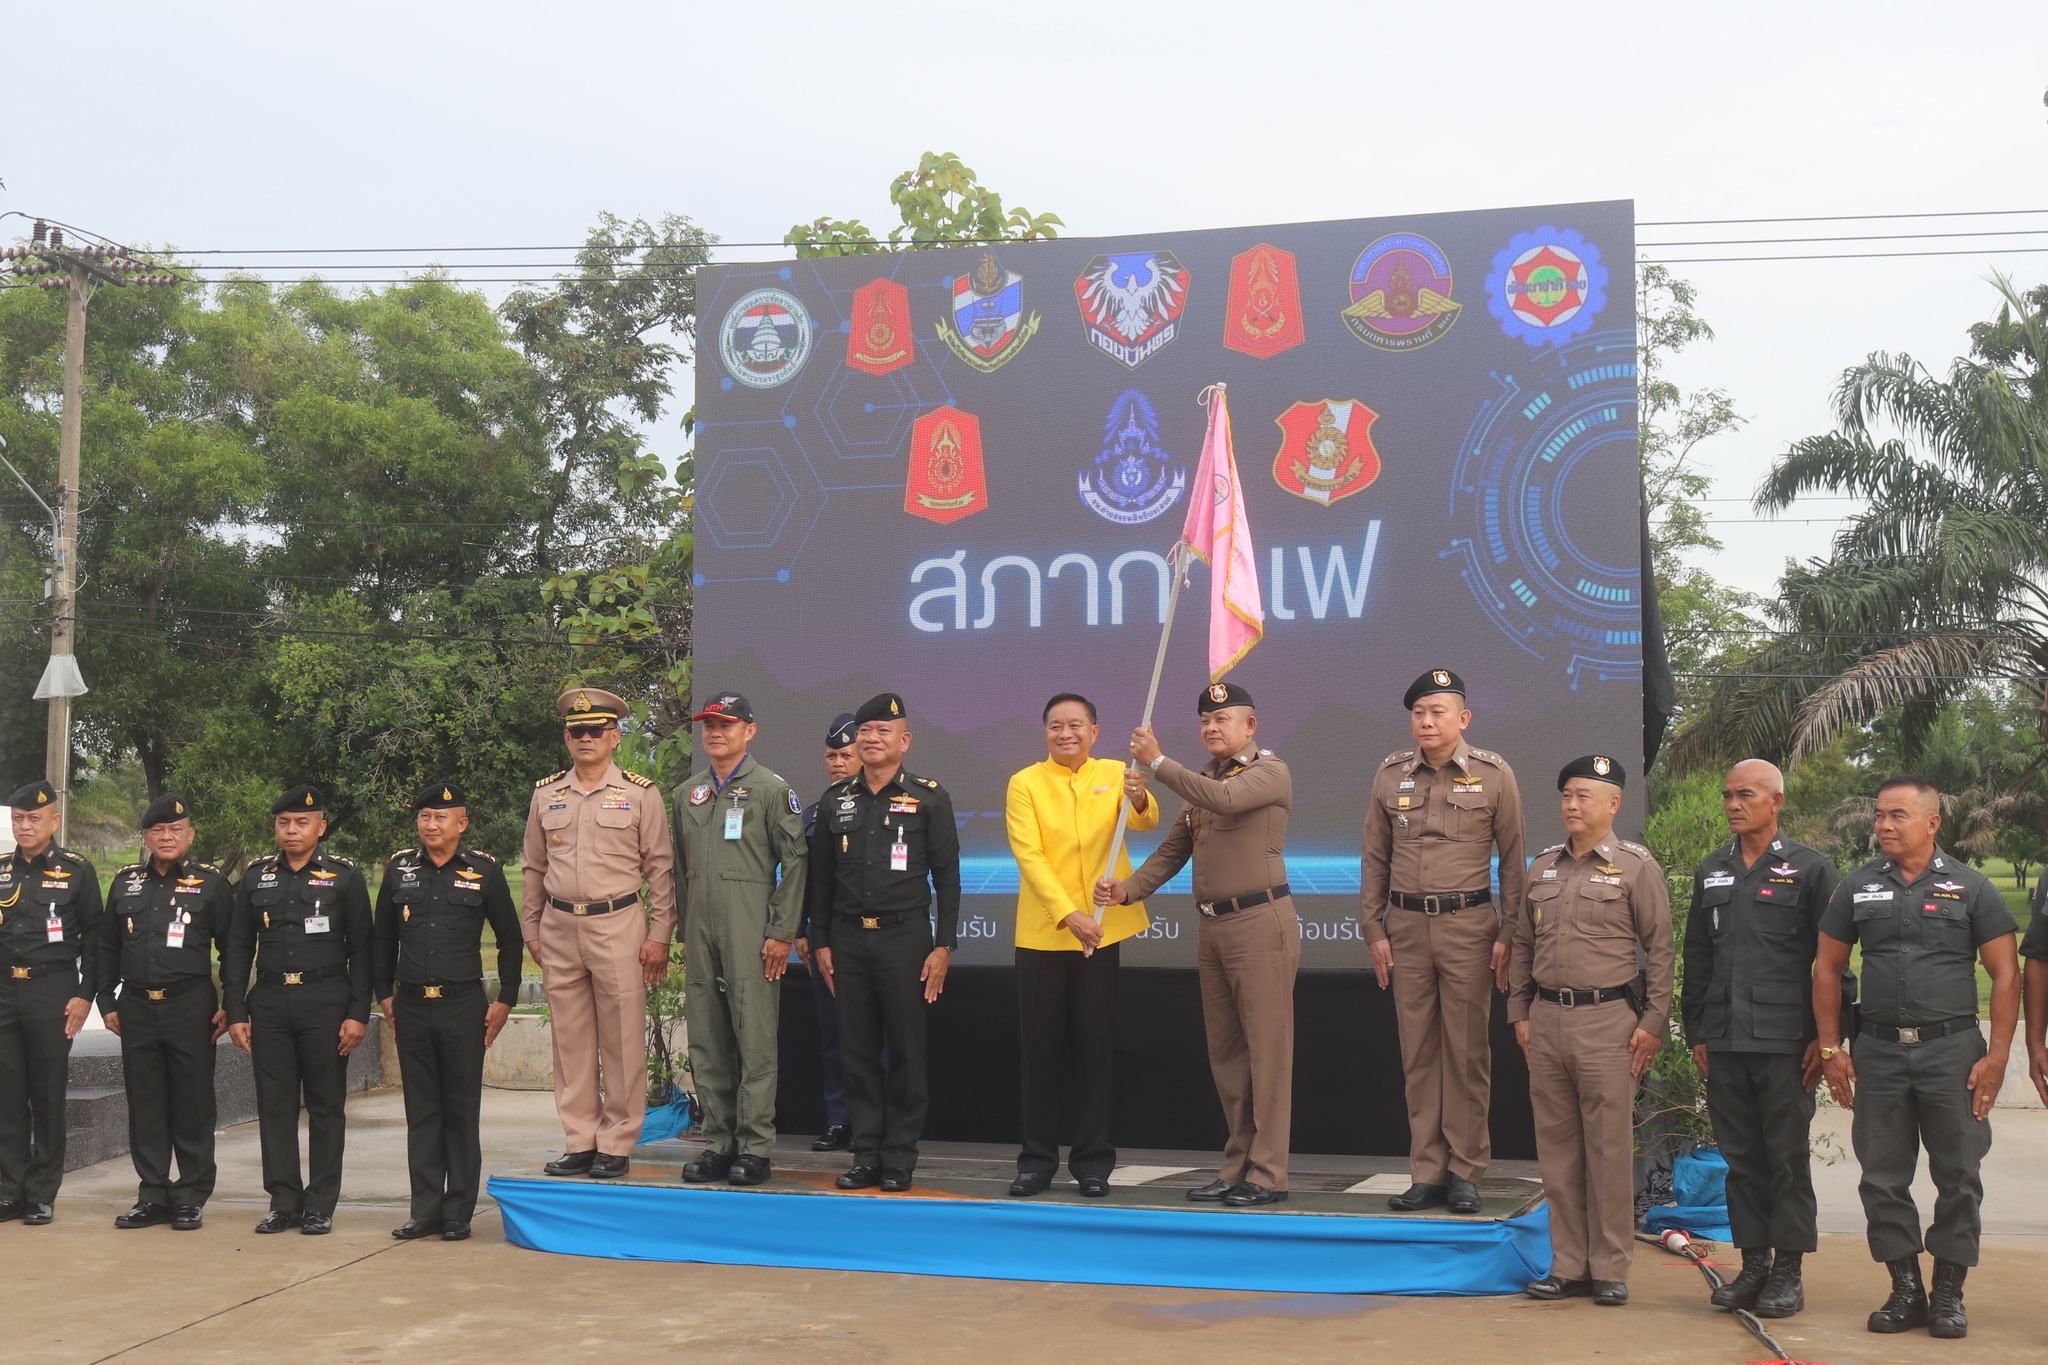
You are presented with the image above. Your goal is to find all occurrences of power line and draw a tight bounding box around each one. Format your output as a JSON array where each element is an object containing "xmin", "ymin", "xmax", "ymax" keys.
[{"xmin": 1639, "ymin": 208, "xmax": 2048, "ymax": 227}]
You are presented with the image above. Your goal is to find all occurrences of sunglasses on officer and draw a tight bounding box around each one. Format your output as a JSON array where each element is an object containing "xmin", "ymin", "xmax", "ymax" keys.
[{"xmin": 565, "ymin": 722, "xmax": 616, "ymax": 740}]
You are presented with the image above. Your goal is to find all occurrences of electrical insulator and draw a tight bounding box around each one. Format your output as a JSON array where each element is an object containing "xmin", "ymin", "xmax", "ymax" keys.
[
  {"xmin": 31, "ymin": 220, "xmax": 47, "ymax": 245},
  {"xmin": 48, "ymin": 229, "xmax": 62, "ymax": 249}
]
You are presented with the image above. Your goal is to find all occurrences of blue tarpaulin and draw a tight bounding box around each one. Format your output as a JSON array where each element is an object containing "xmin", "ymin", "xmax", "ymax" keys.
[
  {"xmin": 635, "ymin": 1093, "xmax": 693, "ymax": 1145},
  {"xmin": 488, "ymin": 1176, "xmax": 1552, "ymax": 1296},
  {"xmin": 1642, "ymin": 1149, "xmax": 1732, "ymax": 1242}
]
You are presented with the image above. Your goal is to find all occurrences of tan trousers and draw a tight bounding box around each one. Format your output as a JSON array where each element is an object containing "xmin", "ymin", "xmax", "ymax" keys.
[
  {"xmin": 538, "ymin": 906, "xmax": 648, "ymax": 1156},
  {"xmin": 1530, "ymin": 997, "xmax": 1639, "ymax": 1281},
  {"xmin": 1386, "ymin": 903, "xmax": 1496, "ymax": 1183},
  {"xmin": 1198, "ymin": 899, "xmax": 1301, "ymax": 1190}
]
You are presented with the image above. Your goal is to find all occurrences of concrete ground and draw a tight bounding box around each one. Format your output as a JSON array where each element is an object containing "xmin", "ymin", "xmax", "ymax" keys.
[{"xmin": 15, "ymin": 1088, "xmax": 2048, "ymax": 1365}]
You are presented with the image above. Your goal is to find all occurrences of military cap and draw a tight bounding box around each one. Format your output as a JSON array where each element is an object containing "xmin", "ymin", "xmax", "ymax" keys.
[
  {"xmin": 1199, "ymin": 680, "xmax": 1255, "ymax": 714},
  {"xmin": 1557, "ymin": 754, "xmax": 1626, "ymax": 790},
  {"xmin": 854, "ymin": 692, "xmax": 907, "ymax": 726},
  {"xmin": 691, "ymin": 691, "xmax": 754, "ymax": 724},
  {"xmin": 557, "ymin": 687, "xmax": 627, "ymax": 725},
  {"xmin": 272, "ymin": 784, "xmax": 326, "ymax": 814},
  {"xmin": 7, "ymin": 779, "xmax": 57, "ymax": 809},
  {"xmin": 825, "ymin": 712, "xmax": 858, "ymax": 749},
  {"xmin": 1403, "ymin": 668, "xmax": 1466, "ymax": 710},
  {"xmin": 139, "ymin": 792, "xmax": 191, "ymax": 829},
  {"xmin": 412, "ymin": 781, "xmax": 466, "ymax": 812}
]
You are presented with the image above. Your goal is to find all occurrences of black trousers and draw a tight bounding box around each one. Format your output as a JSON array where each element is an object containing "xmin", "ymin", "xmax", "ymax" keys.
[
  {"xmin": 1015, "ymin": 943, "xmax": 1119, "ymax": 1180},
  {"xmin": 248, "ymin": 977, "xmax": 350, "ymax": 1216},
  {"xmin": 1705, "ymin": 1048, "xmax": 1818, "ymax": 1252},
  {"xmin": 832, "ymin": 916, "xmax": 931, "ymax": 1171},
  {"xmin": 117, "ymin": 985, "xmax": 219, "ymax": 1206},
  {"xmin": 395, "ymin": 985, "xmax": 487, "ymax": 1223},
  {"xmin": 803, "ymin": 951, "xmax": 849, "ymax": 1128},
  {"xmin": 0, "ymin": 971, "xmax": 76, "ymax": 1204}
]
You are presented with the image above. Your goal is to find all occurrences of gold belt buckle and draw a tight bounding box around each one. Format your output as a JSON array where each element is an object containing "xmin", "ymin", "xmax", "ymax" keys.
[
  {"xmin": 145, "ymin": 988, "xmax": 167, "ymax": 1001},
  {"xmin": 9, "ymin": 966, "xmax": 29, "ymax": 979},
  {"xmin": 283, "ymin": 971, "xmax": 304, "ymax": 985},
  {"xmin": 423, "ymin": 985, "xmax": 443, "ymax": 999},
  {"xmin": 861, "ymin": 916, "xmax": 880, "ymax": 930},
  {"xmin": 571, "ymin": 903, "xmax": 589, "ymax": 916}
]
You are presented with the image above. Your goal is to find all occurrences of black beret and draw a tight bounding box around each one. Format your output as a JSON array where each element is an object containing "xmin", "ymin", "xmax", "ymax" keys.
[
  {"xmin": 691, "ymin": 692, "xmax": 755, "ymax": 724},
  {"xmin": 1403, "ymin": 668, "xmax": 1466, "ymax": 710},
  {"xmin": 139, "ymin": 793, "xmax": 191, "ymax": 829},
  {"xmin": 854, "ymin": 692, "xmax": 907, "ymax": 726},
  {"xmin": 1198, "ymin": 680, "xmax": 1254, "ymax": 714},
  {"xmin": 413, "ymin": 782, "xmax": 466, "ymax": 812},
  {"xmin": 1558, "ymin": 755, "xmax": 1626, "ymax": 790},
  {"xmin": 272, "ymin": 784, "xmax": 326, "ymax": 815},
  {"xmin": 7, "ymin": 779, "xmax": 57, "ymax": 809},
  {"xmin": 825, "ymin": 712, "xmax": 858, "ymax": 749}
]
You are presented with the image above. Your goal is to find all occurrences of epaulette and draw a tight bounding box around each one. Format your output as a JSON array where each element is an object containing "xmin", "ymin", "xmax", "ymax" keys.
[
  {"xmin": 389, "ymin": 847, "xmax": 419, "ymax": 864},
  {"xmin": 1257, "ymin": 748, "xmax": 1275, "ymax": 758},
  {"xmin": 57, "ymin": 849, "xmax": 87, "ymax": 863},
  {"xmin": 536, "ymin": 771, "xmax": 567, "ymax": 789},
  {"xmin": 1539, "ymin": 842, "xmax": 1565, "ymax": 855},
  {"xmin": 321, "ymin": 852, "xmax": 358, "ymax": 868},
  {"xmin": 623, "ymin": 770, "xmax": 656, "ymax": 789},
  {"xmin": 1381, "ymin": 750, "xmax": 1415, "ymax": 767},
  {"xmin": 462, "ymin": 846, "xmax": 498, "ymax": 863},
  {"xmin": 1618, "ymin": 840, "xmax": 1653, "ymax": 859},
  {"xmin": 193, "ymin": 861, "xmax": 223, "ymax": 875},
  {"xmin": 1468, "ymin": 747, "xmax": 1506, "ymax": 765},
  {"xmin": 114, "ymin": 862, "xmax": 145, "ymax": 877},
  {"xmin": 914, "ymin": 775, "xmax": 939, "ymax": 789}
]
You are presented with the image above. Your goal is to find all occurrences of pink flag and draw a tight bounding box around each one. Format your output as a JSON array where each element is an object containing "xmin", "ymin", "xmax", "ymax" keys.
[{"xmin": 1179, "ymin": 386, "xmax": 1263, "ymax": 679}]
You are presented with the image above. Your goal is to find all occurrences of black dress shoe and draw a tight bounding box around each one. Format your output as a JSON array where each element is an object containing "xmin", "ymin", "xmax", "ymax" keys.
[
  {"xmin": 1009, "ymin": 1171, "xmax": 1050, "ymax": 1197},
  {"xmin": 1077, "ymin": 1175, "xmax": 1110, "ymax": 1198},
  {"xmin": 171, "ymin": 1205, "xmax": 204, "ymax": 1231},
  {"xmin": 727, "ymin": 1155, "xmax": 771, "ymax": 1187},
  {"xmin": 811, "ymin": 1124, "xmax": 851, "ymax": 1152},
  {"xmin": 441, "ymin": 1221, "xmax": 472, "ymax": 1242},
  {"xmin": 1592, "ymin": 1280, "xmax": 1628, "ymax": 1306},
  {"xmin": 299, "ymin": 1212, "xmax": 333, "ymax": 1235},
  {"xmin": 116, "ymin": 1201, "xmax": 173, "ymax": 1229},
  {"xmin": 543, "ymin": 1149, "xmax": 597, "ymax": 1177},
  {"xmin": 254, "ymin": 1210, "xmax": 301, "ymax": 1234},
  {"xmin": 21, "ymin": 1202, "xmax": 53, "ymax": 1225},
  {"xmin": 878, "ymin": 1168, "xmax": 913, "ymax": 1192},
  {"xmin": 1387, "ymin": 1182, "xmax": 1448, "ymax": 1211},
  {"xmin": 1524, "ymin": 1275, "xmax": 1593, "ymax": 1300},
  {"xmin": 588, "ymin": 1154, "xmax": 630, "ymax": 1179},
  {"xmin": 0, "ymin": 1199, "xmax": 22, "ymax": 1222},
  {"xmin": 836, "ymin": 1164, "xmax": 881, "ymax": 1189},
  {"xmin": 391, "ymin": 1218, "xmax": 443, "ymax": 1240},
  {"xmin": 1224, "ymin": 1182, "xmax": 1287, "ymax": 1207},
  {"xmin": 1446, "ymin": 1176, "xmax": 1482, "ymax": 1214},
  {"xmin": 681, "ymin": 1150, "xmax": 736, "ymax": 1183},
  {"xmin": 1185, "ymin": 1178, "xmax": 1234, "ymax": 1202}
]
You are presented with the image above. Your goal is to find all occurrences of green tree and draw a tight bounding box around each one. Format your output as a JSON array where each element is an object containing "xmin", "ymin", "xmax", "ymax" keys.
[{"xmin": 785, "ymin": 151, "xmax": 1062, "ymax": 258}]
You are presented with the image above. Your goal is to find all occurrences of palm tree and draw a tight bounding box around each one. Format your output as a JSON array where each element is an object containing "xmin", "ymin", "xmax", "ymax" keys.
[{"xmin": 1674, "ymin": 277, "xmax": 2048, "ymax": 767}]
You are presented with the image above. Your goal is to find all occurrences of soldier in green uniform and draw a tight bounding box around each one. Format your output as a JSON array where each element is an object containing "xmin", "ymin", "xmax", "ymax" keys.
[
  {"xmin": 99, "ymin": 793, "xmax": 233, "ymax": 1232},
  {"xmin": 672, "ymin": 692, "xmax": 808, "ymax": 1186},
  {"xmin": 1814, "ymin": 774, "xmax": 2019, "ymax": 1341},
  {"xmin": 374, "ymin": 782, "xmax": 523, "ymax": 1242},
  {"xmin": 0, "ymin": 779, "xmax": 102, "ymax": 1226}
]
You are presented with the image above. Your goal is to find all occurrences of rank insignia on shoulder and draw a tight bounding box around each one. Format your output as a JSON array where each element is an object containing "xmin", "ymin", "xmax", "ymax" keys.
[
  {"xmin": 465, "ymin": 847, "xmax": 497, "ymax": 863},
  {"xmin": 1618, "ymin": 840, "xmax": 1651, "ymax": 858},
  {"xmin": 1469, "ymin": 748, "xmax": 1503, "ymax": 764},
  {"xmin": 536, "ymin": 771, "xmax": 567, "ymax": 788},
  {"xmin": 624, "ymin": 771, "xmax": 656, "ymax": 789},
  {"xmin": 1382, "ymin": 750, "xmax": 1415, "ymax": 767},
  {"xmin": 1540, "ymin": 842, "xmax": 1564, "ymax": 855},
  {"xmin": 916, "ymin": 776, "xmax": 938, "ymax": 789},
  {"xmin": 1258, "ymin": 748, "xmax": 1274, "ymax": 757}
]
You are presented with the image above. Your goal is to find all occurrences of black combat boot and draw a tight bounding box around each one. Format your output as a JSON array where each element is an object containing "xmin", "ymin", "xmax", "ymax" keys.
[
  {"xmin": 1753, "ymin": 1250, "xmax": 1804, "ymax": 1318},
  {"xmin": 1710, "ymin": 1248, "xmax": 1772, "ymax": 1310},
  {"xmin": 1927, "ymin": 1260, "xmax": 1968, "ymax": 1339},
  {"xmin": 1867, "ymin": 1255, "xmax": 1928, "ymax": 1334}
]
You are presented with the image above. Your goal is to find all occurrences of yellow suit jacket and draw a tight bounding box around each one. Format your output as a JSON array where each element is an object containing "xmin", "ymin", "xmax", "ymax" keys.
[{"xmin": 1006, "ymin": 756, "xmax": 1156, "ymax": 951}]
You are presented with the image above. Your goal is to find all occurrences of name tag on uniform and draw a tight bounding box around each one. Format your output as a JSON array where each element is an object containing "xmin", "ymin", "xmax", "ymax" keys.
[
  {"xmin": 724, "ymin": 806, "xmax": 744, "ymax": 840},
  {"xmin": 166, "ymin": 918, "xmax": 187, "ymax": 949},
  {"xmin": 1396, "ymin": 779, "xmax": 1415, "ymax": 792},
  {"xmin": 46, "ymin": 912, "xmax": 64, "ymax": 943},
  {"xmin": 305, "ymin": 915, "xmax": 331, "ymax": 934},
  {"xmin": 1540, "ymin": 867, "xmax": 1557, "ymax": 879},
  {"xmin": 891, "ymin": 841, "xmax": 909, "ymax": 872},
  {"xmin": 1852, "ymin": 890, "xmax": 1893, "ymax": 903},
  {"xmin": 1704, "ymin": 872, "xmax": 1734, "ymax": 888}
]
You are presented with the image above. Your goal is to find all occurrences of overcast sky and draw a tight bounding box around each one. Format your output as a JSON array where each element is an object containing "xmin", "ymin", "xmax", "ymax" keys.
[{"xmin": 7, "ymin": 0, "xmax": 2045, "ymax": 598}]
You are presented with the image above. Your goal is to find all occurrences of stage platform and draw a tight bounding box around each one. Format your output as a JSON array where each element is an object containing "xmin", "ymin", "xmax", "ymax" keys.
[{"xmin": 490, "ymin": 1137, "xmax": 1552, "ymax": 1295}]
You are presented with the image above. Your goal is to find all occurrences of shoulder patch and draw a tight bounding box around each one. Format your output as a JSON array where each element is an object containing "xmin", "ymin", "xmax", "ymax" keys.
[
  {"xmin": 535, "ymin": 771, "xmax": 567, "ymax": 789},
  {"xmin": 917, "ymin": 776, "xmax": 939, "ymax": 789},
  {"xmin": 1381, "ymin": 750, "xmax": 1416, "ymax": 767},
  {"xmin": 623, "ymin": 770, "xmax": 656, "ymax": 789}
]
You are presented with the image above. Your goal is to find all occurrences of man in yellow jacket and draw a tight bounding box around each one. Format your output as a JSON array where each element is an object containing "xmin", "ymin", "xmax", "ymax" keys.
[{"xmin": 1004, "ymin": 692, "xmax": 1157, "ymax": 1197}]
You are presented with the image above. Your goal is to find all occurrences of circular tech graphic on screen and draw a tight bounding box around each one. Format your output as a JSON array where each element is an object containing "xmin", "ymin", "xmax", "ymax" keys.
[
  {"xmin": 1447, "ymin": 328, "xmax": 1640, "ymax": 689},
  {"xmin": 1485, "ymin": 226, "xmax": 1607, "ymax": 347},
  {"xmin": 719, "ymin": 287, "xmax": 815, "ymax": 389}
]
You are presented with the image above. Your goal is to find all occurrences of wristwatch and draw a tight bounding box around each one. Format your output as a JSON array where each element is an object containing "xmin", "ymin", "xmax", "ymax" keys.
[
  {"xmin": 1819, "ymin": 1045, "xmax": 1839, "ymax": 1061},
  {"xmin": 1148, "ymin": 753, "xmax": 1166, "ymax": 771}
]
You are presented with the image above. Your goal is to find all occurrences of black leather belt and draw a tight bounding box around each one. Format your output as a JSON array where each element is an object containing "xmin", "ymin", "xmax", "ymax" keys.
[
  {"xmin": 1538, "ymin": 984, "xmax": 1632, "ymax": 1007},
  {"xmin": 1860, "ymin": 1016, "xmax": 1976, "ymax": 1045},
  {"xmin": 1197, "ymin": 883, "xmax": 1291, "ymax": 918},
  {"xmin": 120, "ymin": 976, "xmax": 213, "ymax": 1003},
  {"xmin": 258, "ymin": 964, "xmax": 347, "ymax": 986},
  {"xmin": 398, "ymin": 979, "xmax": 482, "ymax": 1000},
  {"xmin": 1390, "ymin": 889, "xmax": 1491, "ymax": 915},
  {"xmin": 838, "ymin": 909, "xmax": 920, "ymax": 931},
  {"xmin": 548, "ymin": 891, "xmax": 640, "ymax": 916}
]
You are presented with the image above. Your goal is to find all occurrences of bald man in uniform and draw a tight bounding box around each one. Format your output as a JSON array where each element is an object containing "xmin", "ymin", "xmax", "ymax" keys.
[
  {"xmin": 1097, "ymin": 681, "xmax": 1297, "ymax": 1207},
  {"xmin": 1362, "ymin": 668, "xmax": 1526, "ymax": 1215},
  {"xmin": 523, "ymin": 687, "xmax": 676, "ymax": 1179},
  {"xmin": 1512, "ymin": 755, "xmax": 1673, "ymax": 1307}
]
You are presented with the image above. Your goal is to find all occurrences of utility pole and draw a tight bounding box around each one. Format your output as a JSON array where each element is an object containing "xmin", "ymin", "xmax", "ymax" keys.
[{"xmin": 4, "ymin": 220, "xmax": 177, "ymax": 841}]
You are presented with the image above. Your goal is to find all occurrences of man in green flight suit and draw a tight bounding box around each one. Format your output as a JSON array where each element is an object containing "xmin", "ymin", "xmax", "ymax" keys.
[{"xmin": 672, "ymin": 692, "xmax": 808, "ymax": 1186}]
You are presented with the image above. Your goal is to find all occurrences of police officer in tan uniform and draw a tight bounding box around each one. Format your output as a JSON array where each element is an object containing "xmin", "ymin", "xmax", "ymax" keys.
[
  {"xmin": 1362, "ymin": 668, "xmax": 1526, "ymax": 1214},
  {"xmin": 1511, "ymin": 755, "xmax": 1672, "ymax": 1307},
  {"xmin": 1098, "ymin": 681, "xmax": 1297, "ymax": 1207},
  {"xmin": 522, "ymin": 687, "xmax": 676, "ymax": 1179}
]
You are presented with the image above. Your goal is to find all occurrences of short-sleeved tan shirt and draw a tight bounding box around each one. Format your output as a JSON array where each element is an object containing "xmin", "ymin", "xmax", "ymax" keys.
[
  {"xmin": 521, "ymin": 760, "xmax": 678, "ymax": 945},
  {"xmin": 1360, "ymin": 739, "xmax": 1527, "ymax": 945},
  {"xmin": 1510, "ymin": 835, "xmax": 1674, "ymax": 1038}
]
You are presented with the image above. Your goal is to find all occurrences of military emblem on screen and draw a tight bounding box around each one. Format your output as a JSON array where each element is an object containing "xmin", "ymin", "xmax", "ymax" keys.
[
  {"xmin": 846, "ymin": 277, "xmax": 914, "ymax": 376},
  {"xmin": 1341, "ymin": 234, "xmax": 1460, "ymax": 352},
  {"xmin": 1486, "ymin": 226, "xmax": 1608, "ymax": 346},
  {"xmin": 1074, "ymin": 251, "xmax": 1188, "ymax": 369},
  {"xmin": 937, "ymin": 251, "xmax": 1040, "ymax": 372},
  {"xmin": 1222, "ymin": 243, "xmax": 1304, "ymax": 358},
  {"xmin": 904, "ymin": 404, "xmax": 988, "ymax": 525},
  {"xmin": 1079, "ymin": 390, "xmax": 1186, "ymax": 525},
  {"xmin": 718, "ymin": 286, "xmax": 814, "ymax": 388},
  {"xmin": 1272, "ymin": 399, "xmax": 1381, "ymax": 506}
]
